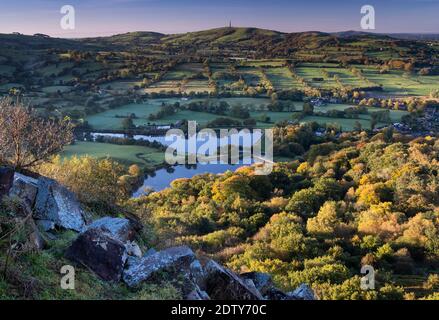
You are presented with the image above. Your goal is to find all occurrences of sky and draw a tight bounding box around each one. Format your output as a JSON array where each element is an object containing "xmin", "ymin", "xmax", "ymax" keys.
[{"xmin": 0, "ymin": 0, "xmax": 438, "ymax": 37}]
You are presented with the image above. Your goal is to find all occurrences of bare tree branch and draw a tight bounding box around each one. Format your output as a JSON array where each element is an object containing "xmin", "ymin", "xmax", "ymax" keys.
[{"xmin": 0, "ymin": 97, "xmax": 74, "ymax": 170}]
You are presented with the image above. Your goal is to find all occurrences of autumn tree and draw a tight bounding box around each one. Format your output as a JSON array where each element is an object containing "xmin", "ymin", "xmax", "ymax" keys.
[{"xmin": 0, "ymin": 98, "xmax": 73, "ymax": 170}]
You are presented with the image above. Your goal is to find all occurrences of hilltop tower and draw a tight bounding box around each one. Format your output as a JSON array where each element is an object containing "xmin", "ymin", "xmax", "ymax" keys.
[{"xmin": 229, "ymin": 20, "xmax": 232, "ymax": 28}]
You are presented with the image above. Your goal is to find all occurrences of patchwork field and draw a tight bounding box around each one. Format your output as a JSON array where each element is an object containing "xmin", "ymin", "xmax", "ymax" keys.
[
  {"xmin": 265, "ymin": 67, "xmax": 299, "ymax": 90},
  {"xmin": 85, "ymin": 97, "xmax": 408, "ymax": 131},
  {"xmin": 362, "ymin": 67, "xmax": 439, "ymax": 96}
]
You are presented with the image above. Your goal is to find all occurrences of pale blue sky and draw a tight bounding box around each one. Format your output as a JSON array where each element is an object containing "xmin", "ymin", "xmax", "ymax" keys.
[{"xmin": 0, "ymin": 0, "xmax": 438, "ymax": 37}]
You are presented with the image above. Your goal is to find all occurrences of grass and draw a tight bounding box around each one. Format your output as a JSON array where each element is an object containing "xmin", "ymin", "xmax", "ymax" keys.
[
  {"xmin": 295, "ymin": 65, "xmax": 369, "ymax": 89},
  {"xmin": 0, "ymin": 83, "xmax": 24, "ymax": 92},
  {"xmin": 42, "ymin": 86, "xmax": 73, "ymax": 93},
  {"xmin": 86, "ymin": 97, "xmax": 273, "ymax": 130},
  {"xmin": 0, "ymin": 65, "xmax": 15, "ymax": 76},
  {"xmin": 0, "ymin": 229, "xmax": 181, "ymax": 300},
  {"xmin": 105, "ymin": 80, "xmax": 143, "ymax": 91},
  {"xmin": 362, "ymin": 67, "xmax": 439, "ymax": 96},
  {"xmin": 86, "ymin": 100, "xmax": 176, "ymax": 130},
  {"xmin": 37, "ymin": 62, "xmax": 74, "ymax": 77},
  {"xmin": 62, "ymin": 142, "xmax": 165, "ymax": 168},
  {"xmin": 85, "ymin": 98, "xmax": 408, "ymax": 131},
  {"xmin": 265, "ymin": 67, "xmax": 300, "ymax": 90}
]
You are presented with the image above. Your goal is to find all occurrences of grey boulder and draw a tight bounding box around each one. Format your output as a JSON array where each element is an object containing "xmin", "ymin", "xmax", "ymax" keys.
[
  {"xmin": 186, "ymin": 286, "xmax": 210, "ymax": 300},
  {"xmin": 125, "ymin": 241, "xmax": 142, "ymax": 257},
  {"xmin": 66, "ymin": 228, "xmax": 127, "ymax": 281},
  {"xmin": 123, "ymin": 246, "xmax": 196, "ymax": 287},
  {"xmin": 10, "ymin": 173, "xmax": 38, "ymax": 215},
  {"xmin": 86, "ymin": 217, "xmax": 135, "ymax": 243},
  {"xmin": 287, "ymin": 284, "xmax": 316, "ymax": 300},
  {"xmin": 204, "ymin": 260, "xmax": 264, "ymax": 300},
  {"xmin": 34, "ymin": 177, "xmax": 86, "ymax": 232},
  {"xmin": 240, "ymin": 272, "xmax": 273, "ymax": 295}
]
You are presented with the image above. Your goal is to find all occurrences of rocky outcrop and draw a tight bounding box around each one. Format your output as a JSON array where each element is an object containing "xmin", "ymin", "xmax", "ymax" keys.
[
  {"xmin": 287, "ymin": 283, "xmax": 316, "ymax": 300},
  {"xmin": 7, "ymin": 173, "xmax": 87, "ymax": 232},
  {"xmin": 125, "ymin": 241, "xmax": 142, "ymax": 257},
  {"xmin": 86, "ymin": 217, "xmax": 135, "ymax": 243},
  {"xmin": 241, "ymin": 272, "xmax": 273, "ymax": 296},
  {"xmin": 34, "ymin": 177, "xmax": 86, "ymax": 232},
  {"xmin": 0, "ymin": 167, "xmax": 14, "ymax": 199},
  {"xmin": 66, "ymin": 228, "xmax": 128, "ymax": 281},
  {"xmin": 123, "ymin": 246, "xmax": 196, "ymax": 288},
  {"xmin": 10, "ymin": 173, "xmax": 38, "ymax": 215},
  {"xmin": 186, "ymin": 286, "xmax": 210, "ymax": 300},
  {"xmin": 4, "ymin": 171, "xmax": 316, "ymax": 300},
  {"xmin": 203, "ymin": 260, "xmax": 264, "ymax": 300}
]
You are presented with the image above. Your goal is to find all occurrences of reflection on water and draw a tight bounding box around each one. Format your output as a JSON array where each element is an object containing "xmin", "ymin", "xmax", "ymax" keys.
[
  {"xmin": 91, "ymin": 133, "xmax": 263, "ymax": 197},
  {"xmin": 132, "ymin": 160, "xmax": 252, "ymax": 197}
]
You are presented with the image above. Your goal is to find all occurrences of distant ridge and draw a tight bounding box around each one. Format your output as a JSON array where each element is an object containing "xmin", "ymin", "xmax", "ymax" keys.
[{"xmin": 1, "ymin": 27, "xmax": 437, "ymax": 53}]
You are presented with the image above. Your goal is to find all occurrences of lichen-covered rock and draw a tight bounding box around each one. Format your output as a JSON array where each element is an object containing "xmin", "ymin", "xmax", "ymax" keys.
[
  {"xmin": 264, "ymin": 287, "xmax": 291, "ymax": 300},
  {"xmin": 34, "ymin": 177, "xmax": 86, "ymax": 232},
  {"xmin": 36, "ymin": 219, "xmax": 56, "ymax": 232},
  {"xmin": 66, "ymin": 228, "xmax": 127, "ymax": 281},
  {"xmin": 204, "ymin": 260, "xmax": 264, "ymax": 300},
  {"xmin": 240, "ymin": 272, "xmax": 273, "ymax": 295},
  {"xmin": 10, "ymin": 173, "xmax": 38, "ymax": 214},
  {"xmin": 143, "ymin": 248, "xmax": 157, "ymax": 257},
  {"xmin": 186, "ymin": 286, "xmax": 210, "ymax": 300},
  {"xmin": 86, "ymin": 217, "xmax": 135, "ymax": 243},
  {"xmin": 189, "ymin": 260, "xmax": 206, "ymax": 288},
  {"xmin": 125, "ymin": 241, "xmax": 142, "ymax": 257},
  {"xmin": 287, "ymin": 284, "xmax": 316, "ymax": 300},
  {"xmin": 0, "ymin": 167, "xmax": 14, "ymax": 199},
  {"xmin": 123, "ymin": 246, "xmax": 196, "ymax": 287}
]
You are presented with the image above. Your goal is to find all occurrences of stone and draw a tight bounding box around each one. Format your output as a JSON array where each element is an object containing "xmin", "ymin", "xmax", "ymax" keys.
[
  {"xmin": 9, "ymin": 173, "xmax": 38, "ymax": 215},
  {"xmin": 186, "ymin": 286, "xmax": 210, "ymax": 300},
  {"xmin": 34, "ymin": 177, "xmax": 86, "ymax": 232},
  {"xmin": 66, "ymin": 228, "xmax": 127, "ymax": 281},
  {"xmin": 86, "ymin": 217, "xmax": 135, "ymax": 243},
  {"xmin": 287, "ymin": 283, "xmax": 316, "ymax": 300},
  {"xmin": 36, "ymin": 219, "xmax": 56, "ymax": 232},
  {"xmin": 0, "ymin": 167, "xmax": 14, "ymax": 199},
  {"xmin": 27, "ymin": 218, "xmax": 46, "ymax": 251},
  {"xmin": 189, "ymin": 260, "xmax": 206, "ymax": 288},
  {"xmin": 240, "ymin": 272, "xmax": 273, "ymax": 295},
  {"xmin": 204, "ymin": 260, "xmax": 264, "ymax": 300},
  {"xmin": 264, "ymin": 287, "xmax": 291, "ymax": 300},
  {"xmin": 126, "ymin": 256, "xmax": 140, "ymax": 268},
  {"xmin": 123, "ymin": 246, "xmax": 196, "ymax": 287},
  {"xmin": 125, "ymin": 241, "xmax": 142, "ymax": 257},
  {"xmin": 144, "ymin": 248, "xmax": 157, "ymax": 257}
]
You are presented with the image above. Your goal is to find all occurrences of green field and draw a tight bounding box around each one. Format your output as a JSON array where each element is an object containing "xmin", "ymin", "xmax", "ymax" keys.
[
  {"xmin": 0, "ymin": 65, "xmax": 15, "ymax": 76},
  {"xmin": 265, "ymin": 67, "xmax": 298, "ymax": 90},
  {"xmin": 362, "ymin": 67, "xmax": 439, "ymax": 96},
  {"xmin": 86, "ymin": 97, "xmax": 273, "ymax": 129},
  {"xmin": 86, "ymin": 97, "xmax": 408, "ymax": 131},
  {"xmin": 42, "ymin": 85, "xmax": 73, "ymax": 93},
  {"xmin": 62, "ymin": 142, "xmax": 165, "ymax": 167}
]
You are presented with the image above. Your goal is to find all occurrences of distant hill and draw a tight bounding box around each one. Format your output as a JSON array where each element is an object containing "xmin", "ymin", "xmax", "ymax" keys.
[
  {"xmin": 78, "ymin": 31, "xmax": 164, "ymax": 49},
  {"xmin": 332, "ymin": 30, "xmax": 439, "ymax": 41},
  {"xmin": 0, "ymin": 28, "xmax": 437, "ymax": 64},
  {"xmin": 0, "ymin": 33, "xmax": 83, "ymax": 50},
  {"xmin": 161, "ymin": 27, "xmax": 284, "ymax": 46},
  {"xmin": 388, "ymin": 33, "xmax": 439, "ymax": 41}
]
